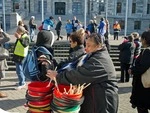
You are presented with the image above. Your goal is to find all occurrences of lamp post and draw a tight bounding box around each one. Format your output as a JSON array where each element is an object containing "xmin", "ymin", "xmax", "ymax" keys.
[
  {"xmin": 84, "ymin": 0, "xmax": 87, "ymax": 30},
  {"xmin": 2, "ymin": 0, "xmax": 6, "ymax": 31},
  {"xmin": 124, "ymin": 0, "xmax": 128, "ymax": 36},
  {"xmin": 105, "ymin": 0, "xmax": 108, "ymax": 19},
  {"xmin": 41, "ymin": 0, "xmax": 44, "ymax": 22}
]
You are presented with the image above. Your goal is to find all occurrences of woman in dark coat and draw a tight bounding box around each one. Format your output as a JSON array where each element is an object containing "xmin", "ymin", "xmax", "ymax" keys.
[
  {"xmin": 129, "ymin": 30, "xmax": 150, "ymax": 113},
  {"xmin": 47, "ymin": 33, "xmax": 118, "ymax": 113},
  {"xmin": 57, "ymin": 29, "xmax": 85, "ymax": 70},
  {"xmin": 118, "ymin": 35, "xmax": 135, "ymax": 82}
]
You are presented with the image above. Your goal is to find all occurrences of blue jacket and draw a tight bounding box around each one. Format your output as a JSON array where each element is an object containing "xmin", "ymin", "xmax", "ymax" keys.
[
  {"xmin": 98, "ymin": 21, "xmax": 106, "ymax": 36},
  {"xmin": 65, "ymin": 23, "xmax": 73, "ymax": 34},
  {"xmin": 42, "ymin": 19, "xmax": 54, "ymax": 30}
]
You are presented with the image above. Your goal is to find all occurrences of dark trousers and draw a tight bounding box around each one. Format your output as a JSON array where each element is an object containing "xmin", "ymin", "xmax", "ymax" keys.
[
  {"xmin": 114, "ymin": 32, "xmax": 119, "ymax": 40},
  {"xmin": 56, "ymin": 30, "xmax": 63, "ymax": 40},
  {"xmin": 137, "ymin": 107, "xmax": 149, "ymax": 113},
  {"xmin": 120, "ymin": 63, "xmax": 130, "ymax": 82}
]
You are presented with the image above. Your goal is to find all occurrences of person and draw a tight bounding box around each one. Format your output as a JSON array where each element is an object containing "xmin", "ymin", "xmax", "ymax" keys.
[
  {"xmin": 118, "ymin": 35, "xmax": 135, "ymax": 82},
  {"xmin": 76, "ymin": 21, "xmax": 83, "ymax": 30},
  {"xmin": 47, "ymin": 33, "xmax": 118, "ymax": 113},
  {"xmin": 55, "ymin": 17, "xmax": 63, "ymax": 40},
  {"xmin": 65, "ymin": 20, "xmax": 73, "ymax": 40},
  {"xmin": 18, "ymin": 20, "xmax": 29, "ymax": 34},
  {"xmin": 0, "ymin": 28, "xmax": 10, "ymax": 98},
  {"xmin": 57, "ymin": 29, "xmax": 85, "ymax": 70},
  {"xmin": 104, "ymin": 19, "xmax": 110, "ymax": 52},
  {"xmin": 87, "ymin": 20, "xmax": 95, "ymax": 34},
  {"xmin": 12, "ymin": 26, "xmax": 30, "ymax": 90},
  {"xmin": 129, "ymin": 30, "xmax": 150, "ymax": 113},
  {"xmin": 72, "ymin": 16, "xmax": 79, "ymax": 32},
  {"xmin": 42, "ymin": 16, "xmax": 55, "ymax": 31},
  {"xmin": 113, "ymin": 21, "xmax": 121, "ymax": 40},
  {"xmin": 35, "ymin": 30, "xmax": 56, "ymax": 81},
  {"xmin": 98, "ymin": 18, "xmax": 106, "ymax": 44},
  {"xmin": 131, "ymin": 32, "xmax": 142, "ymax": 66},
  {"xmin": 28, "ymin": 16, "xmax": 37, "ymax": 42}
]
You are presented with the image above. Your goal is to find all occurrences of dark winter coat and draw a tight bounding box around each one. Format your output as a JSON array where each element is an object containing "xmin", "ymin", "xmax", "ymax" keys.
[
  {"xmin": 56, "ymin": 47, "xmax": 118, "ymax": 113},
  {"xmin": 118, "ymin": 41, "xmax": 135, "ymax": 64},
  {"xmin": 57, "ymin": 45, "xmax": 85, "ymax": 70},
  {"xmin": 55, "ymin": 21, "xmax": 62, "ymax": 31},
  {"xmin": 130, "ymin": 48, "xmax": 150, "ymax": 109}
]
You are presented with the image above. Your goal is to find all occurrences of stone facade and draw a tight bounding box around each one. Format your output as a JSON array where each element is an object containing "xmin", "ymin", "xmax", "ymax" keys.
[{"xmin": 0, "ymin": 0, "xmax": 150, "ymax": 34}]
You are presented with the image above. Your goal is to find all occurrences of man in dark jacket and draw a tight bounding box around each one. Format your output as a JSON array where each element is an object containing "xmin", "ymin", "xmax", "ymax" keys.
[
  {"xmin": 55, "ymin": 16, "xmax": 63, "ymax": 40},
  {"xmin": 12, "ymin": 26, "xmax": 29, "ymax": 90}
]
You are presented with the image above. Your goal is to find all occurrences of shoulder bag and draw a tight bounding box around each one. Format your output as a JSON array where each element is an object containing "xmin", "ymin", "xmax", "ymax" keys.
[
  {"xmin": 0, "ymin": 47, "xmax": 9, "ymax": 61},
  {"xmin": 141, "ymin": 47, "xmax": 150, "ymax": 88}
]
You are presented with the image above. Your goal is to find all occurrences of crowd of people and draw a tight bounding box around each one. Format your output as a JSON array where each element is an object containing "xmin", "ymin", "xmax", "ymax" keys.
[{"xmin": 0, "ymin": 15, "xmax": 150, "ymax": 113}]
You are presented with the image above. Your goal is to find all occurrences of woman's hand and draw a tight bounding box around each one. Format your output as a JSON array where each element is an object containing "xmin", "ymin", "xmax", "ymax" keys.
[
  {"xmin": 46, "ymin": 70, "xmax": 57, "ymax": 80},
  {"xmin": 128, "ymin": 69, "xmax": 132, "ymax": 75}
]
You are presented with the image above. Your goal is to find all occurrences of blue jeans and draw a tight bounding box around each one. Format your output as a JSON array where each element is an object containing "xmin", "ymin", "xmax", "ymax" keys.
[
  {"xmin": 15, "ymin": 62, "xmax": 26, "ymax": 86},
  {"xmin": 30, "ymin": 28, "xmax": 35, "ymax": 41}
]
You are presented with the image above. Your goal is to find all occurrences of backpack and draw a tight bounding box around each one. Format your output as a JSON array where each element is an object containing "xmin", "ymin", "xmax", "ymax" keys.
[{"xmin": 22, "ymin": 46, "xmax": 54, "ymax": 81}]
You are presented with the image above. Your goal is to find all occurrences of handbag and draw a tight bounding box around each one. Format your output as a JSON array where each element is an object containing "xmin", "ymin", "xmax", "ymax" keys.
[
  {"xmin": 0, "ymin": 47, "xmax": 9, "ymax": 61},
  {"xmin": 141, "ymin": 67, "xmax": 150, "ymax": 88},
  {"xmin": 141, "ymin": 47, "xmax": 150, "ymax": 88}
]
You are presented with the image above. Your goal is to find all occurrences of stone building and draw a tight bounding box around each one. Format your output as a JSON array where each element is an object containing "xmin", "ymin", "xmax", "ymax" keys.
[{"xmin": 0, "ymin": 0, "xmax": 150, "ymax": 35}]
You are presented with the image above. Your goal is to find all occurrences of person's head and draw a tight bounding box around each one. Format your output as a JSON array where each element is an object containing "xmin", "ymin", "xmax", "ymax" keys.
[
  {"xmin": 18, "ymin": 20, "xmax": 23, "ymax": 26},
  {"xmin": 49, "ymin": 16, "xmax": 54, "ymax": 20},
  {"xmin": 73, "ymin": 16, "xmax": 76, "ymax": 20},
  {"xmin": 69, "ymin": 32, "xmax": 84, "ymax": 48},
  {"xmin": 36, "ymin": 30, "xmax": 54, "ymax": 47},
  {"xmin": 67, "ymin": 20, "xmax": 71, "ymax": 24},
  {"xmin": 131, "ymin": 32, "xmax": 139, "ymax": 39},
  {"xmin": 85, "ymin": 33, "xmax": 102, "ymax": 53},
  {"xmin": 127, "ymin": 35, "xmax": 134, "ymax": 42},
  {"xmin": 16, "ymin": 26, "xmax": 26, "ymax": 35},
  {"xmin": 141, "ymin": 30, "xmax": 150, "ymax": 47},
  {"xmin": 89, "ymin": 20, "xmax": 93, "ymax": 24},
  {"xmin": 58, "ymin": 16, "xmax": 61, "ymax": 21},
  {"xmin": 31, "ymin": 16, "xmax": 35, "ymax": 20},
  {"xmin": 101, "ymin": 18, "xmax": 104, "ymax": 21},
  {"xmin": 115, "ymin": 21, "xmax": 118, "ymax": 24}
]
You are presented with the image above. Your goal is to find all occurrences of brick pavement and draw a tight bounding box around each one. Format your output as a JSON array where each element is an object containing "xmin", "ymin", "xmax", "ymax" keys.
[{"xmin": 0, "ymin": 75, "xmax": 138, "ymax": 113}]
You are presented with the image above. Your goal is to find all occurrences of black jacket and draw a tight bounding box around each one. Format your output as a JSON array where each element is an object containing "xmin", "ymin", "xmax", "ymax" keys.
[
  {"xmin": 118, "ymin": 41, "xmax": 135, "ymax": 64},
  {"xmin": 57, "ymin": 45, "xmax": 85, "ymax": 70},
  {"xmin": 56, "ymin": 47, "xmax": 118, "ymax": 113},
  {"xmin": 55, "ymin": 21, "xmax": 62, "ymax": 31},
  {"xmin": 130, "ymin": 48, "xmax": 150, "ymax": 109}
]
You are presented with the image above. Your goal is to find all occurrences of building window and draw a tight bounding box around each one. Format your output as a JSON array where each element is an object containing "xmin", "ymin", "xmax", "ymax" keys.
[
  {"xmin": 132, "ymin": 3, "xmax": 136, "ymax": 13},
  {"xmin": 15, "ymin": 3, "xmax": 20, "ymax": 9},
  {"xmin": 134, "ymin": 21, "xmax": 141, "ymax": 30},
  {"xmin": 147, "ymin": 4, "xmax": 150, "ymax": 14},
  {"xmin": 0, "ymin": 3, "xmax": 2, "ymax": 10},
  {"xmin": 120, "ymin": 20, "xmax": 125, "ymax": 30},
  {"xmin": 116, "ymin": 2, "xmax": 122, "ymax": 13},
  {"xmin": 24, "ymin": 0, "xmax": 27, "ymax": 9}
]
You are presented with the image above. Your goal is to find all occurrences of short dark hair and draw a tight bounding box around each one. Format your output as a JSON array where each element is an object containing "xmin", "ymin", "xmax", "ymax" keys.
[
  {"xmin": 70, "ymin": 32, "xmax": 84, "ymax": 45},
  {"xmin": 49, "ymin": 16, "xmax": 54, "ymax": 19},
  {"xmin": 141, "ymin": 30, "xmax": 150, "ymax": 46}
]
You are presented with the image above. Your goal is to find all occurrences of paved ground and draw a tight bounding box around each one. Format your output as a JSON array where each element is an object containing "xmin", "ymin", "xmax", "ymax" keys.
[
  {"xmin": 0, "ymin": 15, "xmax": 139, "ymax": 113},
  {"xmin": 0, "ymin": 75, "xmax": 137, "ymax": 113}
]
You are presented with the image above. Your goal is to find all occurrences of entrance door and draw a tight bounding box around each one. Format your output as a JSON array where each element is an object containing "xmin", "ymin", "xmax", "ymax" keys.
[{"xmin": 55, "ymin": 2, "xmax": 65, "ymax": 15}]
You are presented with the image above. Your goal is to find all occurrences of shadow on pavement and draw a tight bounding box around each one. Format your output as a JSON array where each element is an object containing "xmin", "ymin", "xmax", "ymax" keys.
[
  {"xmin": 118, "ymin": 86, "xmax": 132, "ymax": 94},
  {"xmin": 0, "ymin": 99, "xmax": 26, "ymax": 111}
]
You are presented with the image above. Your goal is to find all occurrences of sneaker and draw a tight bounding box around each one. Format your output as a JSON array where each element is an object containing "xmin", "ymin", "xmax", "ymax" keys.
[{"xmin": 15, "ymin": 84, "xmax": 26, "ymax": 90}]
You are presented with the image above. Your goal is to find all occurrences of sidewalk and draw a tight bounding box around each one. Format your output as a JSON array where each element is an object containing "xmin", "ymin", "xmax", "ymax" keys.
[{"xmin": 0, "ymin": 75, "xmax": 137, "ymax": 113}]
